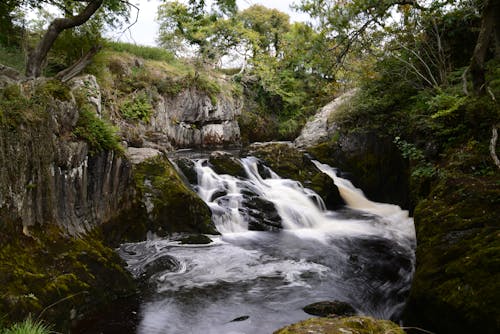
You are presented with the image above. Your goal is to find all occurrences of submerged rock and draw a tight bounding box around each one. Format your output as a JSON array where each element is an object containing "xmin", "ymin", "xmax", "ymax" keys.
[
  {"xmin": 273, "ymin": 316, "xmax": 404, "ymax": 334},
  {"xmin": 179, "ymin": 234, "xmax": 213, "ymax": 244},
  {"xmin": 303, "ymin": 300, "xmax": 356, "ymax": 317}
]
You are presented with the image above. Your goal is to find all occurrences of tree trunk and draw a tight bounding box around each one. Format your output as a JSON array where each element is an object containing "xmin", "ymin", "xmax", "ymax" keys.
[
  {"xmin": 469, "ymin": 0, "xmax": 499, "ymax": 95},
  {"xmin": 25, "ymin": 0, "xmax": 104, "ymax": 78},
  {"xmin": 55, "ymin": 45, "xmax": 102, "ymax": 82}
]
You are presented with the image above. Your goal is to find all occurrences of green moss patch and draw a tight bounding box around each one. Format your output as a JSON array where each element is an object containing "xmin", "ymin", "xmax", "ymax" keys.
[
  {"xmin": 0, "ymin": 223, "xmax": 136, "ymax": 331},
  {"xmin": 273, "ymin": 316, "xmax": 404, "ymax": 334}
]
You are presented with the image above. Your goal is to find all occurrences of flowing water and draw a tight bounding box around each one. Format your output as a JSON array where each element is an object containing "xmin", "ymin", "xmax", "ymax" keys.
[{"xmin": 118, "ymin": 155, "xmax": 416, "ymax": 334}]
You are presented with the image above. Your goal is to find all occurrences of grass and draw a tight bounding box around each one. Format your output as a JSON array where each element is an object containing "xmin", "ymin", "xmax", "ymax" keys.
[
  {"xmin": 104, "ymin": 40, "xmax": 174, "ymax": 62},
  {"xmin": 0, "ymin": 45, "xmax": 25, "ymax": 73},
  {"xmin": 1, "ymin": 317, "xmax": 51, "ymax": 334}
]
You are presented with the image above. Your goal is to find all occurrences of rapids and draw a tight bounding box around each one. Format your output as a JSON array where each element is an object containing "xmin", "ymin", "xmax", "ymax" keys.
[{"xmin": 118, "ymin": 155, "xmax": 415, "ymax": 334}]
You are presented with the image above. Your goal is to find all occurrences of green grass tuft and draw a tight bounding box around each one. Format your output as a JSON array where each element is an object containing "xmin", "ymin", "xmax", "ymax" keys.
[
  {"xmin": 1, "ymin": 317, "xmax": 51, "ymax": 334},
  {"xmin": 104, "ymin": 40, "xmax": 174, "ymax": 62}
]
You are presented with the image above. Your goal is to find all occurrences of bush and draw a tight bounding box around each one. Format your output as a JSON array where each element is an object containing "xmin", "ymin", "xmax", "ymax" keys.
[
  {"xmin": 119, "ymin": 92, "xmax": 153, "ymax": 123},
  {"xmin": 73, "ymin": 106, "xmax": 122, "ymax": 155}
]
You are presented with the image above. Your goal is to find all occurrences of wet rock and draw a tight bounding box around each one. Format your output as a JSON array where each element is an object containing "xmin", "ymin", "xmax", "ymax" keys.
[
  {"xmin": 229, "ymin": 315, "xmax": 250, "ymax": 322},
  {"xmin": 179, "ymin": 234, "xmax": 213, "ymax": 244},
  {"xmin": 174, "ymin": 157, "xmax": 198, "ymax": 184},
  {"xmin": 273, "ymin": 316, "xmax": 405, "ymax": 334},
  {"xmin": 141, "ymin": 255, "xmax": 180, "ymax": 279},
  {"xmin": 208, "ymin": 151, "xmax": 246, "ymax": 178},
  {"xmin": 242, "ymin": 196, "xmax": 282, "ymax": 231},
  {"xmin": 303, "ymin": 301, "xmax": 356, "ymax": 317}
]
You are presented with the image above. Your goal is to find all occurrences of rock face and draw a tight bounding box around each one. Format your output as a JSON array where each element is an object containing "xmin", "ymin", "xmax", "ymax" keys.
[
  {"xmin": 0, "ymin": 77, "xmax": 222, "ymax": 330},
  {"xmin": 133, "ymin": 87, "xmax": 242, "ymax": 149},
  {"xmin": 403, "ymin": 171, "xmax": 500, "ymax": 334},
  {"xmin": 294, "ymin": 90, "xmax": 356, "ymax": 148},
  {"xmin": 273, "ymin": 316, "xmax": 405, "ymax": 334},
  {"xmin": 295, "ymin": 91, "xmax": 409, "ymax": 209}
]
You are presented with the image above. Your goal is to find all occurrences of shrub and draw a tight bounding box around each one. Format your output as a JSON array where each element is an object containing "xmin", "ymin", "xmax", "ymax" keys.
[
  {"xmin": 73, "ymin": 106, "xmax": 122, "ymax": 155},
  {"xmin": 119, "ymin": 92, "xmax": 153, "ymax": 123}
]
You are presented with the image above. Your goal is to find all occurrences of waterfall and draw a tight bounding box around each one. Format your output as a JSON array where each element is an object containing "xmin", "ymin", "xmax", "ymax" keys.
[{"xmin": 119, "ymin": 154, "xmax": 416, "ymax": 334}]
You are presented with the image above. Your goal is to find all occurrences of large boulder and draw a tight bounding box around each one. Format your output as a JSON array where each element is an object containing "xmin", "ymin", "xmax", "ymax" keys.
[{"xmin": 403, "ymin": 171, "xmax": 500, "ymax": 334}]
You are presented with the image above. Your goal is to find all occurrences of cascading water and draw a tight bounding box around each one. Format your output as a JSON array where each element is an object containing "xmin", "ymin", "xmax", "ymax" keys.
[{"xmin": 119, "ymin": 154, "xmax": 416, "ymax": 334}]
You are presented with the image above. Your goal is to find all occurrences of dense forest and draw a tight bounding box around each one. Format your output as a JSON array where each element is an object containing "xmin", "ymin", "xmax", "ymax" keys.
[{"xmin": 0, "ymin": 0, "xmax": 498, "ymax": 333}]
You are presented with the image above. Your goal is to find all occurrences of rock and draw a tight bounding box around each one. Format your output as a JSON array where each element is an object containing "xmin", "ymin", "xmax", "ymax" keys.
[
  {"xmin": 229, "ymin": 315, "xmax": 250, "ymax": 322},
  {"xmin": 294, "ymin": 90, "xmax": 356, "ymax": 148},
  {"xmin": 179, "ymin": 234, "xmax": 213, "ymax": 244},
  {"xmin": 126, "ymin": 147, "xmax": 162, "ymax": 165},
  {"xmin": 174, "ymin": 157, "xmax": 198, "ymax": 184},
  {"xmin": 140, "ymin": 255, "xmax": 180, "ymax": 279},
  {"xmin": 306, "ymin": 131, "xmax": 409, "ymax": 209},
  {"xmin": 70, "ymin": 75, "xmax": 102, "ymax": 115},
  {"xmin": 0, "ymin": 64, "xmax": 23, "ymax": 88},
  {"xmin": 273, "ymin": 316, "xmax": 405, "ymax": 334},
  {"xmin": 403, "ymin": 172, "xmax": 500, "ymax": 334},
  {"xmin": 242, "ymin": 196, "xmax": 282, "ymax": 231},
  {"xmin": 208, "ymin": 151, "xmax": 246, "ymax": 178},
  {"xmin": 303, "ymin": 301, "xmax": 356, "ymax": 317}
]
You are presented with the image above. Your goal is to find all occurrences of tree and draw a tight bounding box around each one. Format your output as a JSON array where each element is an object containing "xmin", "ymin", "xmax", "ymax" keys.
[
  {"xmin": 469, "ymin": 0, "xmax": 500, "ymax": 94},
  {"xmin": 157, "ymin": 0, "xmax": 239, "ymax": 62},
  {"xmin": 24, "ymin": 0, "xmax": 130, "ymax": 78}
]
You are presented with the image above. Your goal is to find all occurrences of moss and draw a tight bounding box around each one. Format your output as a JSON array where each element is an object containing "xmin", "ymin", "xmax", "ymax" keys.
[
  {"xmin": 35, "ymin": 79, "xmax": 71, "ymax": 101},
  {"xmin": 273, "ymin": 316, "xmax": 404, "ymax": 334},
  {"xmin": 405, "ymin": 155, "xmax": 500, "ymax": 334},
  {"xmin": 104, "ymin": 155, "xmax": 217, "ymax": 245},
  {"xmin": 208, "ymin": 152, "xmax": 246, "ymax": 178},
  {"xmin": 0, "ymin": 223, "xmax": 136, "ymax": 332}
]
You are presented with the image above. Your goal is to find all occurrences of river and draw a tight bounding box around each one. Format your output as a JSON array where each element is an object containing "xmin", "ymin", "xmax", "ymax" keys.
[{"xmin": 118, "ymin": 155, "xmax": 416, "ymax": 333}]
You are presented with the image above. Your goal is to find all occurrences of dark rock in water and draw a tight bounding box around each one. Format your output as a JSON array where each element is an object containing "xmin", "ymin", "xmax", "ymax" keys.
[
  {"xmin": 179, "ymin": 234, "xmax": 213, "ymax": 244},
  {"xmin": 208, "ymin": 151, "xmax": 246, "ymax": 178},
  {"xmin": 242, "ymin": 196, "xmax": 282, "ymax": 231},
  {"xmin": 175, "ymin": 157, "xmax": 198, "ymax": 184},
  {"xmin": 141, "ymin": 255, "xmax": 180, "ymax": 279},
  {"xmin": 229, "ymin": 315, "xmax": 250, "ymax": 322},
  {"xmin": 303, "ymin": 301, "xmax": 356, "ymax": 317}
]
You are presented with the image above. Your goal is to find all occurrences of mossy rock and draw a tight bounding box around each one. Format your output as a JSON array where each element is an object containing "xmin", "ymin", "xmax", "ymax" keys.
[
  {"xmin": 133, "ymin": 155, "xmax": 217, "ymax": 235},
  {"xmin": 273, "ymin": 316, "xmax": 404, "ymax": 334},
  {"xmin": 404, "ymin": 169, "xmax": 500, "ymax": 334},
  {"xmin": 0, "ymin": 222, "xmax": 136, "ymax": 332},
  {"xmin": 208, "ymin": 151, "xmax": 246, "ymax": 178},
  {"xmin": 245, "ymin": 142, "xmax": 343, "ymax": 209}
]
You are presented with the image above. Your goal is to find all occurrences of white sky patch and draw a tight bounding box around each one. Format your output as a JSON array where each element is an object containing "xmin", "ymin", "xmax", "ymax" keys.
[{"xmin": 108, "ymin": 0, "xmax": 308, "ymax": 47}]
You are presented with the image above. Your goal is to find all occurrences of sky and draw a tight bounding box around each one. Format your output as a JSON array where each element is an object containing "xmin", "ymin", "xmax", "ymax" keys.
[{"xmin": 109, "ymin": 0, "xmax": 308, "ymax": 47}]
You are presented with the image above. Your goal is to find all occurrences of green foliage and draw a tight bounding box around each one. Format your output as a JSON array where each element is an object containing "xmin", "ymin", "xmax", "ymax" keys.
[
  {"xmin": 1, "ymin": 317, "xmax": 51, "ymax": 334},
  {"xmin": 119, "ymin": 93, "xmax": 153, "ymax": 123},
  {"xmin": 104, "ymin": 41, "xmax": 175, "ymax": 62},
  {"xmin": 0, "ymin": 45, "xmax": 24, "ymax": 72},
  {"xmin": 428, "ymin": 93, "xmax": 468, "ymax": 119},
  {"xmin": 73, "ymin": 107, "xmax": 122, "ymax": 155}
]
